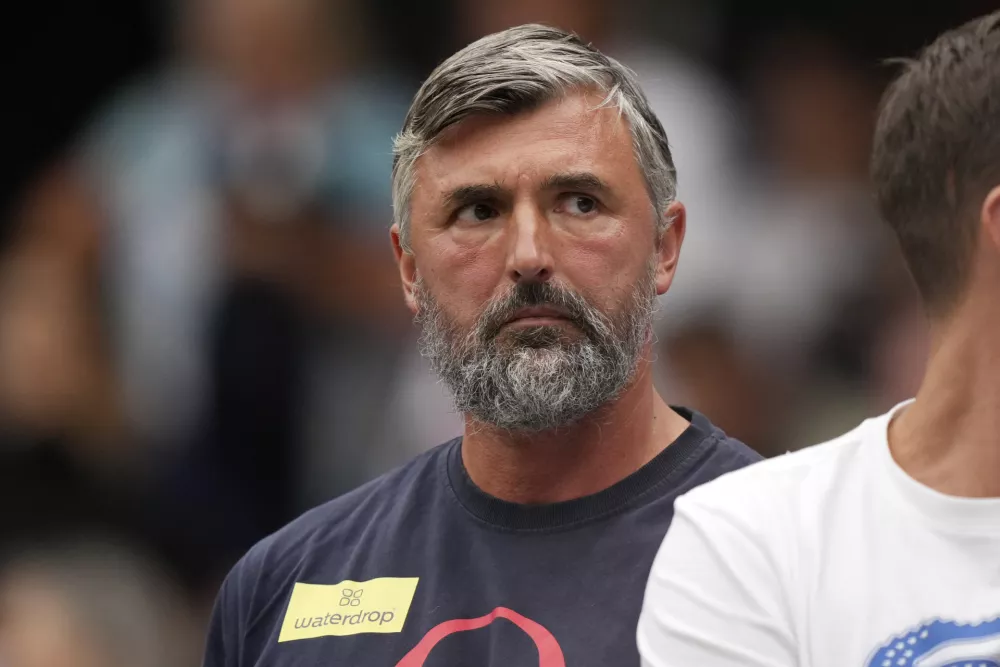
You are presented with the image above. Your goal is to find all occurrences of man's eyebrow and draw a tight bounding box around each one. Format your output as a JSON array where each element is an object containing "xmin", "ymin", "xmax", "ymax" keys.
[
  {"xmin": 540, "ymin": 172, "xmax": 613, "ymax": 195},
  {"xmin": 442, "ymin": 182, "xmax": 507, "ymax": 208},
  {"xmin": 440, "ymin": 173, "xmax": 612, "ymax": 208}
]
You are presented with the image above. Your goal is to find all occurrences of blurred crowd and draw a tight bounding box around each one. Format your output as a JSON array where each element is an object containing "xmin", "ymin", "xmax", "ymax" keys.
[{"xmin": 0, "ymin": 0, "xmax": 989, "ymax": 664}]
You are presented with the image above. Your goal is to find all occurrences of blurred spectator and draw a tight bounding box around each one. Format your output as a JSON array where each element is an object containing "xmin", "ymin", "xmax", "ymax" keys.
[
  {"xmin": 4, "ymin": 0, "xmax": 462, "ymax": 589},
  {"xmin": 0, "ymin": 186, "xmax": 142, "ymax": 547},
  {"xmin": 727, "ymin": 32, "xmax": 900, "ymax": 449},
  {"xmin": 70, "ymin": 0, "xmax": 411, "ymax": 455},
  {"xmin": 0, "ymin": 243, "xmax": 124, "ymax": 470},
  {"xmin": 730, "ymin": 32, "xmax": 887, "ymax": 357},
  {"xmin": 0, "ymin": 539, "xmax": 193, "ymax": 667}
]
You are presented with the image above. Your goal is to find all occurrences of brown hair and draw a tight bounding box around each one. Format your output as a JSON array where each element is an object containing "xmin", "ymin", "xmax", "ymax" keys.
[{"xmin": 871, "ymin": 10, "xmax": 1000, "ymax": 315}]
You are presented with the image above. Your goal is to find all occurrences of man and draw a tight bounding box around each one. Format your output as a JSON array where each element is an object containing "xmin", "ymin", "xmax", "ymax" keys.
[
  {"xmin": 202, "ymin": 24, "xmax": 759, "ymax": 666},
  {"xmin": 637, "ymin": 11, "xmax": 1000, "ymax": 667}
]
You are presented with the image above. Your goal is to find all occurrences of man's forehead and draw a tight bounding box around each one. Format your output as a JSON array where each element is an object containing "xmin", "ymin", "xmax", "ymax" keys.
[{"xmin": 414, "ymin": 91, "xmax": 635, "ymax": 195}]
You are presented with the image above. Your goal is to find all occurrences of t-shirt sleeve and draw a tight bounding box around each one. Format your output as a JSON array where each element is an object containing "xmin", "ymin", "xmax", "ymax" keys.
[
  {"xmin": 202, "ymin": 560, "xmax": 250, "ymax": 667},
  {"xmin": 636, "ymin": 490, "xmax": 798, "ymax": 667}
]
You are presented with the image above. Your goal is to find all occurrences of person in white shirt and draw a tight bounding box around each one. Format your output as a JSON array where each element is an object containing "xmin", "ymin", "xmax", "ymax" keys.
[{"xmin": 637, "ymin": 10, "xmax": 1000, "ymax": 667}]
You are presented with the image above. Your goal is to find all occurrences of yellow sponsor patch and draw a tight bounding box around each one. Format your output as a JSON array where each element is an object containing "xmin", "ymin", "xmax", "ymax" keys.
[{"xmin": 278, "ymin": 578, "xmax": 419, "ymax": 642}]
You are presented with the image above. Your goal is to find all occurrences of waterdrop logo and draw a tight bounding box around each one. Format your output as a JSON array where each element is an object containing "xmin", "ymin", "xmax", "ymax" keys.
[
  {"xmin": 278, "ymin": 578, "xmax": 419, "ymax": 642},
  {"xmin": 865, "ymin": 616, "xmax": 1000, "ymax": 667}
]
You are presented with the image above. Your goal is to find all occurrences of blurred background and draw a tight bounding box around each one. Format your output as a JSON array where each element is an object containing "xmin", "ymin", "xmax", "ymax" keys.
[{"xmin": 1, "ymin": 0, "xmax": 995, "ymax": 664}]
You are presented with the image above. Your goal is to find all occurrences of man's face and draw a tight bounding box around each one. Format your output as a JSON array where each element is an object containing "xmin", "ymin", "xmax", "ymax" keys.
[{"xmin": 395, "ymin": 91, "xmax": 684, "ymax": 431}]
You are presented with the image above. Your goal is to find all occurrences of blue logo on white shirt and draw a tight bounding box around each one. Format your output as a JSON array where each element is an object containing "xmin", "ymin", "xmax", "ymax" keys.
[{"xmin": 866, "ymin": 617, "xmax": 1000, "ymax": 667}]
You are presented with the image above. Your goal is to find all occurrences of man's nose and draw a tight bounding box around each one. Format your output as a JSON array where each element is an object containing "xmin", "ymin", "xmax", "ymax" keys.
[{"xmin": 505, "ymin": 202, "xmax": 555, "ymax": 284}]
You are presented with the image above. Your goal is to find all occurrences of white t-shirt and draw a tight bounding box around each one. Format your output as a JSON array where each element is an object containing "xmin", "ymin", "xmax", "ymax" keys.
[{"xmin": 637, "ymin": 401, "xmax": 1000, "ymax": 667}]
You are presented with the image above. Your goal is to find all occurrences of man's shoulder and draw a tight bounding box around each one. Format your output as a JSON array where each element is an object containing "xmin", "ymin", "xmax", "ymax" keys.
[
  {"xmin": 677, "ymin": 412, "xmax": 882, "ymax": 524},
  {"xmin": 680, "ymin": 410, "xmax": 764, "ymax": 485},
  {"xmin": 227, "ymin": 440, "xmax": 457, "ymax": 589},
  {"xmin": 702, "ymin": 425, "xmax": 764, "ymax": 472}
]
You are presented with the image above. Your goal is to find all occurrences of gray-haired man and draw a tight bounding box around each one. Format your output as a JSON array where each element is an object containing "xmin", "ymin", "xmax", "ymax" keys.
[{"xmin": 202, "ymin": 24, "xmax": 759, "ymax": 666}]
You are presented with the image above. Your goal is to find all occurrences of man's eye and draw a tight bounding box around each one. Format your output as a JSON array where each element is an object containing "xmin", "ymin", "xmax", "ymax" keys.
[
  {"xmin": 456, "ymin": 203, "xmax": 498, "ymax": 223},
  {"xmin": 561, "ymin": 195, "xmax": 598, "ymax": 216}
]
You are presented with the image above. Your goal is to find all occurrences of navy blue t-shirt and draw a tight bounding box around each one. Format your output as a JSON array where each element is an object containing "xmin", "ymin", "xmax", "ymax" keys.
[{"xmin": 203, "ymin": 407, "xmax": 760, "ymax": 666}]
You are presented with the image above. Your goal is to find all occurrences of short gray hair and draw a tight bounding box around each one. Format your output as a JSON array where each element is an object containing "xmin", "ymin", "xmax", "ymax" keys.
[{"xmin": 391, "ymin": 24, "xmax": 677, "ymax": 252}]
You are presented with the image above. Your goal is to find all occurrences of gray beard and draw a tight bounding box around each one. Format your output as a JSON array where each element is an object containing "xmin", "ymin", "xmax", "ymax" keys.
[{"xmin": 415, "ymin": 261, "xmax": 658, "ymax": 433}]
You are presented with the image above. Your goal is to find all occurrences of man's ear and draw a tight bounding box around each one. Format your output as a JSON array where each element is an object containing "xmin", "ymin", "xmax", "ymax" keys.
[
  {"xmin": 981, "ymin": 185, "xmax": 1000, "ymax": 255},
  {"xmin": 655, "ymin": 200, "xmax": 686, "ymax": 296},
  {"xmin": 391, "ymin": 224, "xmax": 419, "ymax": 315}
]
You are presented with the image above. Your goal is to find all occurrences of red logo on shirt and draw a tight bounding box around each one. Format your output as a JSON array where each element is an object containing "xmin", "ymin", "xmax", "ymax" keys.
[{"xmin": 395, "ymin": 606, "xmax": 566, "ymax": 667}]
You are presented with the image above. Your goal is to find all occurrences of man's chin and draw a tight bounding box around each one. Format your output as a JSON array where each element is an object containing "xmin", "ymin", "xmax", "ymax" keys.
[{"xmin": 497, "ymin": 324, "xmax": 584, "ymax": 349}]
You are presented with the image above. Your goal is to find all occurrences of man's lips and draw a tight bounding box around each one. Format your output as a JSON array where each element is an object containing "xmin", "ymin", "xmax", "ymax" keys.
[{"xmin": 504, "ymin": 306, "xmax": 573, "ymax": 327}]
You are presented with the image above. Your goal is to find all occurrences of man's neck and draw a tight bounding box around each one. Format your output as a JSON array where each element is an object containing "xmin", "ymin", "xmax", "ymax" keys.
[
  {"xmin": 459, "ymin": 359, "xmax": 691, "ymax": 505},
  {"xmin": 889, "ymin": 299, "xmax": 1000, "ymax": 498}
]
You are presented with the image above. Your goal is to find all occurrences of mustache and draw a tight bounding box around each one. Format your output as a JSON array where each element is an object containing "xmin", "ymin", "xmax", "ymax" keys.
[{"xmin": 476, "ymin": 281, "xmax": 604, "ymax": 342}]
